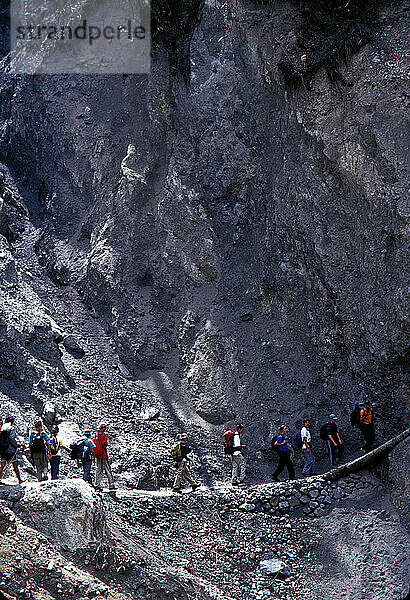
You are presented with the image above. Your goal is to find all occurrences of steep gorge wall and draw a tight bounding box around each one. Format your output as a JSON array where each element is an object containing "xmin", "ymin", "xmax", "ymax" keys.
[{"xmin": 0, "ymin": 0, "xmax": 408, "ymax": 474}]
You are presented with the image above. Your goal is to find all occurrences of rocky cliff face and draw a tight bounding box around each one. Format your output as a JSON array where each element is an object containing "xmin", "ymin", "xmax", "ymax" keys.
[
  {"xmin": 1, "ymin": 0, "xmax": 407, "ymax": 470},
  {"xmin": 0, "ymin": 1, "xmax": 408, "ymax": 598}
]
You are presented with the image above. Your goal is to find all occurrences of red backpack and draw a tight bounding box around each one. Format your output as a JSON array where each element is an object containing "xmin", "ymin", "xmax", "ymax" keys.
[
  {"xmin": 223, "ymin": 430, "xmax": 235, "ymax": 455},
  {"xmin": 92, "ymin": 432, "xmax": 103, "ymax": 458}
]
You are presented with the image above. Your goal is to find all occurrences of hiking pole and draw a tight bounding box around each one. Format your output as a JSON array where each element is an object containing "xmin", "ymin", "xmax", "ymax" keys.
[{"xmin": 0, "ymin": 449, "xmax": 18, "ymax": 483}]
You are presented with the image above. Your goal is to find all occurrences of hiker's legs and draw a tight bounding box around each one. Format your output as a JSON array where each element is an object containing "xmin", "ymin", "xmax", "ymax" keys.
[
  {"xmin": 82, "ymin": 459, "xmax": 92, "ymax": 484},
  {"xmin": 367, "ymin": 424, "xmax": 375, "ymax": 449},
  {"xmin": 41, "ymin": 455, "xmax": 49, "ymax": 481},
  {"xmin": 327, "ymin": 441, "xmax": 336, "ymax": 466},
  {"xmin": 181, "ymin": 462, "xmax": 196, "ymax": 486},
  {"xmin": 237, "ymin": 454, "xmax": 246, "ymax": 482},
  {"xmin": 50, "ymin": 456, "xmax": 60, "ymax": 480},
  {"xmin": 285, "ymin": 455, "xmax": 295, "ymax": 480},
  {"xmin": 95, "ymin": 458, "xmax": 103, "ymax": 488},
  {"xmin": 102, "ymin": 459, "xmax": 114, "ymax": 487},
  {"xmin": 173, "ymin": 461, "xmax": 185, "ymax": 489},
  {"xmin": 362, "ymin": 425, "xmax": 374, "ymax": 452},
  {"xmin": 0, "ymin": 459, "xmax": 6, "ymax": 479},
  {"xmin": 273, "ymin": 455, "xmax": 286, "ymax": 479},
  {"xmin": 32, "ymin": 453, "xmax": 43, "ymax": 481},
  {"xmin": 309, "ymin": 449, "xmax": 316, "ymax": 474},
  {"xmin": 302, "ymin": 448, "xmax": 315, "ymax": 475},
  {"xmin": 302, "ymin": 448, "xmax": 309, "ymax": 475},
  {"xmin": 362, "ymin": 427, "xmax": 371, "ymax": 451},
  {"xmin": 12, "ymin": 460, "xmax": 22, "ymax": 484},
  {"xmin": 231, "ymin": 455, "xmax": 241, "ymax": 483}
]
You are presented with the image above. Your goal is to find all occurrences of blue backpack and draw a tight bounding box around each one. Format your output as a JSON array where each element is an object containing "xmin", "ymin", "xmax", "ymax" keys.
[
  {"xmin": 70, "ymin": 439, "xmax": 93, "ymax": 461},
  {"xmin": 294, "ymin": 431, "xmax": 303, "ymax": 449}
]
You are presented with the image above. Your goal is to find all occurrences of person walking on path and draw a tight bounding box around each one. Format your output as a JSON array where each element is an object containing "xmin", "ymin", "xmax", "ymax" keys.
[
  {"xmin": 172, "ymin": 433, "xmax": 200, "ymax": 493},
  {"xmin": 94, "ymin": 423, "xmax": 116, "ymax": 491},
  {"xmin": 325, "ymin": 414, "xmax": 344, "ymax": 467},
  {"xmin": 77, "ymin": 429, "xmax": 95, "ymax": 484},
  {"xmin": 0, "ymin": 416, "xmax": 22, "ymax": 484},
  {"xmin": 231, "ymin": 424, "xmax": 248, "ymax": 486},
  {"xmin": 272, "ymin": 425, "xmax": 295, "ymax": 481},
  {"xmin": 360, "ymin": 400, "xmax": 375, "ymax": 452},
  {"xmin": 29, "ymin": 420, "xmax": 50, "ymax": 482},
  {"xmin": 301, "ymin": 418, "xmax": 316, "ymax": 476},
  {"xmin": 48, "ymin": 425, "xmax": 63, "ymax": 480}
]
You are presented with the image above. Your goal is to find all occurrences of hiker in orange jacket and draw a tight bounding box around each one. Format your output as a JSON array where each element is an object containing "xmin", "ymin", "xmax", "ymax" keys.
[
  {"xmin": 94, "ymin": 423, "xmax": 116, "ymax": 491},
  {"xmin": 360, "ymin": 400, "xmax": 375, "ymax": 452}
]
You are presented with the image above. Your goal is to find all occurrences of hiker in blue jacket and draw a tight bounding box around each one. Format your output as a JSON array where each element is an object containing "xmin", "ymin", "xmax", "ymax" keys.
[{"xmin": 272, "ymin": 425, "xmax": 295, "ymax": 481}]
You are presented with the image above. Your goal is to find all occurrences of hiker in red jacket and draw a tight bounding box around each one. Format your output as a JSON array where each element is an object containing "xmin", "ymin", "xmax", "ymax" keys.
[{"xmin": 93, "ymin": 423, "xmax": 116, "ymax": 491}]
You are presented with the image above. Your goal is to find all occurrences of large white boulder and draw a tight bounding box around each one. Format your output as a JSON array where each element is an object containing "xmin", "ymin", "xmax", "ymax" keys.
[
  {"xmin": 14, "ymin": 478, "xmax": 105, "ymax": 550},
  {"xmin": 57, "ymin": 420, "xmax": 83, "ymax": 447}
]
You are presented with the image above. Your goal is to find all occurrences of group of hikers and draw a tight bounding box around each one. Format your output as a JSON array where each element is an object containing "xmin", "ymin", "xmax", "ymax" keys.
[
  {"xmin": 0, "ymin": 418, "xmax": 116, "ymax": 491},
  {"xmin": 171, "ymin": 400, "xmax": 376, "ymax": 492},
  {"xmin": 0, "ymin": 399, "xmax": 375, "ymax": 492}
]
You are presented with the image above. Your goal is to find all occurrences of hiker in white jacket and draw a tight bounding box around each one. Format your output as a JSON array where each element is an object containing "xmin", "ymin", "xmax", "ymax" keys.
[
  {"xmin": 301, "ymin": 418, "xmax": 316, "ymax": 476},
  {"xmin": 0, "ymin": 416, "xmax": 22, "ymax": 484},
  {"xmin": 231, "ymin": 424, "xmax": 248, "ymax": 485}
]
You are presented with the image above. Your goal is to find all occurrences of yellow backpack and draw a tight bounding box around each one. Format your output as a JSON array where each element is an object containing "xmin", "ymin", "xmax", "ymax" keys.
[{"xmin": 171, "ymin": 442, "xmax": 182, "ymax": 461}]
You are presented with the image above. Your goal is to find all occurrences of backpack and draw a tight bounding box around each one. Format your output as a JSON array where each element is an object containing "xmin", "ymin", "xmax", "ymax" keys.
[
  {"xmin": 320, "ymin": 424, "xmax": 329, "ymax": 440},
  {"xmin": 0, "ymin": 426, "xmax": 10, "ymax": 453},
  {"xmin": 81, "ymin": 442, "xmax": 94, "ymax": 461},
  {"xmin": 171, "ymin": 442, "xmax": 182, "ymax": 461},
  {"xmin": 223, "ymin": 430, "xmax": 235, "ymax": 455},
  {"xmin": 69, "ymin": 441, "xmax": 81, "ymax": 460},
  {"xmin": 294, "ymin": 431, "xmax": 303, "ymax": 449},
  {"xmin": 69, "ymin": 440, "xmax": 93, "ymax": 461},
  {"xmin": 92, "ymin": 433, "xmax": 103, "ymax": 459},
  {"xmin": 49, "ymin": 436, "xmax": 60, "ymax": 456},
  {"xmin": 31, "ymin": 432, "xmax": 46, "ymax": 454},
  {"xmin": 271, "ymin": 436, "xmax": 281, "ymax": 454},
  {"xmin": 350, "ymin": 404, "xmax": 361, "ymax": 428}
]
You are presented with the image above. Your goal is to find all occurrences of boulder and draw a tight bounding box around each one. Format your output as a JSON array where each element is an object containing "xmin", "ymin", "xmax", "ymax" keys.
[
  {"xmin": 240, "ymin": 503, "xmax": 256, "ymax": 512},
  {"xmin": 138, "ymin": 406, "xmax": 161, "ymax": 421},
  {"xmin": 44, "ymin": 316, "xmax": 64, "ymax": 343},
  {"xmin": 41, "ymin": 400, "xmax": 56, "ymax": 425},
  {"xmin": 259, "ymin": 558, "xmax": 290, "ymax": 579},
  {"xmin": 118, "ymin": 363, "xmax": 133, "ymax": 379},
  {"xmin": 62, "ymin": 335, "xmax": 85, "ymax": 357},
  {"xmin": 14, "ymin": 479, "xmax": 105, "ymax": 550},
  {"xmin": 57, "ymin": 421, "xmax": 83, "ymax": 447},
  {"xmin": 288, "ymin": 496, "xmax": 301, "ymax": 508}
]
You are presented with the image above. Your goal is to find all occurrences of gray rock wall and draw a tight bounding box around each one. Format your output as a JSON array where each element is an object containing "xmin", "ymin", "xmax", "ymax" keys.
[{"xmin": 0, "ymin": 1, "xmax": 407, "ymax": 480}]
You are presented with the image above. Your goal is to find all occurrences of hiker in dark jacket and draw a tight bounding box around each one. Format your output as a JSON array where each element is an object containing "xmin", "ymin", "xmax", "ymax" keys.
[
  {"xmin": 172, "ymin": 433, "xmax": 200, "ymax": 493},
  {"xmin": 272, "ymin": 425, "xmax": 295, "ymax": 481},
  {"xmin": 359, "ymin": 400, "xmax": 375, "ymax": 452},
  {"xmin": 326, "ymin": 414, "xmax": 344, "ymax": 467},
  {"xmin": 77, "ymin": 429, "xmax": 95, "ymax": 484},
  {"xmin": 29, "ymin": 420, "xmax": 50, "ymax": 482},
  {"xmin": 0, "ymin": 416, "xmax": 22, "ymax": 484}
]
